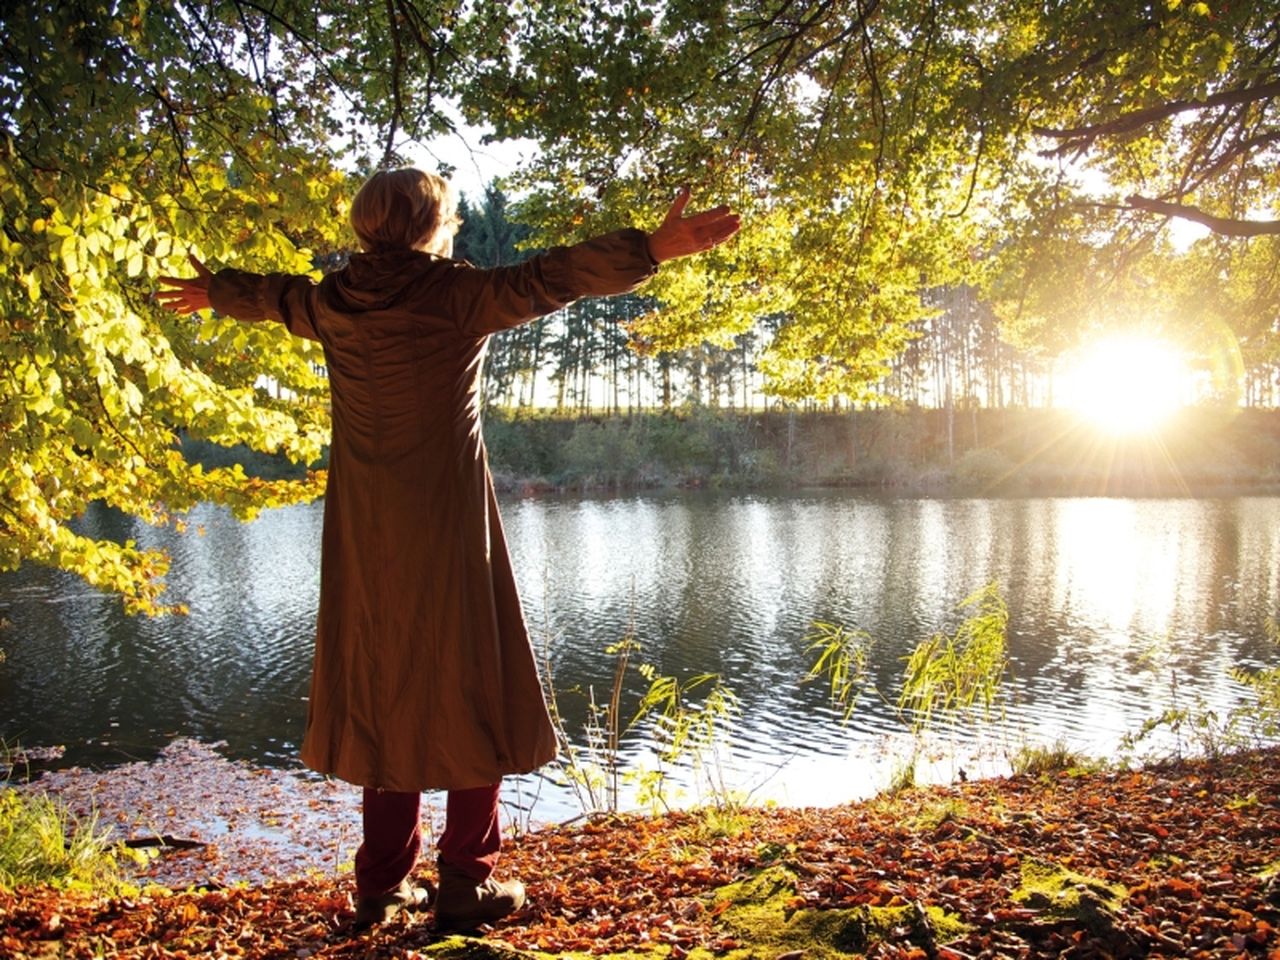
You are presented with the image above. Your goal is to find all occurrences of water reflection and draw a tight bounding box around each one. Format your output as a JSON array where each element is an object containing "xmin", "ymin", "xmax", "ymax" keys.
[
  {"xmin": 1, "ymin": 493, "xmax": 1277, "ymax": 822},
  {"xmin": 0, "ymin": 502, "xmax": 319, "ymax": 768}
]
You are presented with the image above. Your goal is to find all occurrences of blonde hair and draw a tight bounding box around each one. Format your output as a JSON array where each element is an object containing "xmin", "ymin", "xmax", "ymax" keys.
[{"xmin": 350, "ymin": 168, "xmax": 461, "ymax": 253}]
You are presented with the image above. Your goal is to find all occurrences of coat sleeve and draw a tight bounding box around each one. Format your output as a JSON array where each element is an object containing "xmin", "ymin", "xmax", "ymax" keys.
[
  {"xmin": 444, "ymin": 228, "xmax": 658, "ymax": 337},
  {"xmin": 208, "ymin": 269, "xmax": 322, "ymax": 342}
]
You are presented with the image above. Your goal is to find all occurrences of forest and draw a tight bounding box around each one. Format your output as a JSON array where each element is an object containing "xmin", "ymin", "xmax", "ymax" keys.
[{"xmin": 456, "ymin": 185, "xmax": 1279, "ymax": 416}]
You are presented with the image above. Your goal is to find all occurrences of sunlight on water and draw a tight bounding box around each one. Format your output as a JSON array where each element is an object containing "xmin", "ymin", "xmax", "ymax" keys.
[
  {"xmin": 1053, "ymin": 499, "xmax": 1180, "ymax": 641},
  {"xmin": 1033, "ymin": 499, "xmax": 1254, "ymax": 752}
]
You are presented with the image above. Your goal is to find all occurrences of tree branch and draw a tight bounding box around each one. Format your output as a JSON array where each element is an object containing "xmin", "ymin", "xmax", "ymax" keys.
[
  {"xmin": 1125, "ymin": 194, "xmax": 1280, "ymax": 237},
  {"xmin": 393, "ymin": 0, "xmax": 457, "ymax": 140},
  {"xmin": 1182, "ymin": 128, "xmax": 1280, "ymax": 196},
  {"xmin": 1033, "ymin": 78, "xmax": 1280, "ymax": 153},
  {"xmin": 383, "ymin": 0, "xmax": 405, "ymax": 165},
  {"xmin": 948, "ymin": 54, "xmax": 987, "ymax": 219},
  {"xmin": 229, "ymin": 0, "xmax": 361, "ymax": 116},
  {"xmin": 718, "ymin": 0, "xmax": 883, "ymax": 146}
]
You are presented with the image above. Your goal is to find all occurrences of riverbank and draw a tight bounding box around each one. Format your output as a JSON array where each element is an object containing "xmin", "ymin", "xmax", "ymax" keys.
[
  {"xmin": 182, "ymin": 406, "xmax": 1280, "ymax": 498},
  {"xmin": 484, "ymin": 405, "xmax": 1280, "ymax": 497},
  {"xmin": 3, "ymin": 745, "xmax": 1278, "ymax": 958}
]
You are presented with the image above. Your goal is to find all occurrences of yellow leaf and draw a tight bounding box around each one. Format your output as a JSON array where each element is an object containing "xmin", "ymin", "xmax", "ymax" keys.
[
  {"xmin": 60, "ymin": 233, "xmax": 78, "ymax": 274},
  {"xmin": 28, "ymin": 394, "xmax": 54, "ymax": 414}
]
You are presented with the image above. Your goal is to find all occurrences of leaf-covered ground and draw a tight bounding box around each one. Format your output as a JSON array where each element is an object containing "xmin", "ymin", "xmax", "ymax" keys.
[
  {"xmin": 3, "ymin": 746, "xmax": 1279, "ymax": 959},
  {"xmin": 10, "ymin": 740, "xmax": 369, "ymax": 889}
]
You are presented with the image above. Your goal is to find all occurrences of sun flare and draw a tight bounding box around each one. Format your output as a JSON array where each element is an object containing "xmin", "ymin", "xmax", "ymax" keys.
[{"xmin": 1059, "ymin": 335, "xmax": 1190, "ymax": 435}]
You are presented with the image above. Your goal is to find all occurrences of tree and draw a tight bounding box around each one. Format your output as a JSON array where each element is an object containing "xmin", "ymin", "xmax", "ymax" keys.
[
  {"xmin": 0, "ymin": 1, "xmax": 518, "ymax": 609},
  {"xmin": 454, "ymin": 184, "xmax": 555, "ymax": 407},
  {"xmin": 1, "ymin": 3, "xmax": 374, "ymax": 610},
  {"xmin": 455, "ymin": 1, "xmax": 1015, "ymax": 400}
]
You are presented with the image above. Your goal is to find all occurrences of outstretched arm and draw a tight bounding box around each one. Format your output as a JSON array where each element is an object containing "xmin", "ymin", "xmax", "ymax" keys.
[
  {"xmin": 156, "ymin": 253, "xmax": 213, "ymax": 315},
  {"xmin": 645, "ymin": 187, "xmax": 741, "ymax": 263},
  {"xmin": 156, "ymin": 253, "xmax": 321, "ymax": 341},
  {"xmin": 449, "ymin": 188, "xmax": 742, "ymax": 337}
]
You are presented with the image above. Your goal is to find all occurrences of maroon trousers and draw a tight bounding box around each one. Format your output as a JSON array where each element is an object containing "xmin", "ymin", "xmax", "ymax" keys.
[{"xmin": 354, "ymin": 782, "xmax": 502, "ymax": 898}]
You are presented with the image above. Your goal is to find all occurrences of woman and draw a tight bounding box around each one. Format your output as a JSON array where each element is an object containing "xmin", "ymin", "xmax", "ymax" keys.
[{"xmin": 157, "ymin": 170, "xmax": 739, "ymax": 931}]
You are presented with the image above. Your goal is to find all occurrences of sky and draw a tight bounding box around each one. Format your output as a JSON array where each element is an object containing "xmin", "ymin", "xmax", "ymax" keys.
[{"xmin": 407, "ymin": 121, "xmax": 539, "ymax": 203}]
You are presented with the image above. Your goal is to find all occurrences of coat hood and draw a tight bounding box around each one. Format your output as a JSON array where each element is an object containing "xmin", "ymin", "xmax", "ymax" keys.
[{"xmin": 326, "ymin": 250, "xmax": 450, "ymax": 311}]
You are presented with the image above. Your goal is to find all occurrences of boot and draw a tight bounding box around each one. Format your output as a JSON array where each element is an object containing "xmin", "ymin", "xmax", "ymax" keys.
[
  {"xmin": 353, "ymin": 878, "xmax": 433, "ymax": 931},
  {"xmin": 435, "ymin": 858, "xmax": 526, "ymax": 932}
]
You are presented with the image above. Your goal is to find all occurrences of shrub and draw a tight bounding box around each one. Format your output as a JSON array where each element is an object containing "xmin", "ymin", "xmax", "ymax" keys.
[
  {"xmin": 640, "ymin": 412, "xmax": 717, "ymax": 479},
  {"xmin": 484, "ymin": 409, "xmax": 563, "ymax": 479},
  {"xmin": 898, "ymin": 582, "xmax": 1009, "ymax": 735},
  {"xmin": 560, "ymin": 419, "xmax": 644, "ymax": 487},
  {"xmin": 952, "ymin": 447, "xmax": 1017, "ymax": 490}
]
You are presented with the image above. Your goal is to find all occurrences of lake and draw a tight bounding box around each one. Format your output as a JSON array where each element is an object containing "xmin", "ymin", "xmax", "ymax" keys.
[{"xmin": 2, "ymin": 492, "xmax": 1278, "ymax": 824}]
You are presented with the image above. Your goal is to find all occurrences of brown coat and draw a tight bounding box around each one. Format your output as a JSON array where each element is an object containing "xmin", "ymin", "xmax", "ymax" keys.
[{"xmin": 209, "ymin": 229, "xmax": 657, "ymax": 791}]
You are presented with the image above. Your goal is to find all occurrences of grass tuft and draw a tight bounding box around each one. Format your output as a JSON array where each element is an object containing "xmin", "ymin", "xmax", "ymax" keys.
[
  {"xmin": 0, "ymin": 783, "xmax": 131, "ymax": 893},
  {"xmin": 1009, "ymin": 739, "xmax": 1097, "ymax": 777}
]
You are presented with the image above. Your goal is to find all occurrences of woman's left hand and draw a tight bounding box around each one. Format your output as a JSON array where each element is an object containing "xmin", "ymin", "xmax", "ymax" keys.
[
  {"xmin": 156, "ymin": 253, "xmax": 213, "ymax": 315},
  {"xmin": 646, "ymin": 187, "xmax": 741, "ymax": 264}
]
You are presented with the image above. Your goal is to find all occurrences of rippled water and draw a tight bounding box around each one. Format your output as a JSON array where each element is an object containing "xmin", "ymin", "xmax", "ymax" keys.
[{"xmin": 2, "ymin": 492, "xmax": 1278, "ymax": 823}]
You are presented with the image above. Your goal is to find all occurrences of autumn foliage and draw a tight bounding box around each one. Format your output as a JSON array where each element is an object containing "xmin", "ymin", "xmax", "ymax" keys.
[{"xmin": 3, "ymin": 746, "xmax": 1278, "ymax": 959}]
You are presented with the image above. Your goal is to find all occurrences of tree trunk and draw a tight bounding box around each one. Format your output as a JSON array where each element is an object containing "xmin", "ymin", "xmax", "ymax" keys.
[{"xmin": 945, "ymin": 380, "xmax": 954, "ymax": 464}]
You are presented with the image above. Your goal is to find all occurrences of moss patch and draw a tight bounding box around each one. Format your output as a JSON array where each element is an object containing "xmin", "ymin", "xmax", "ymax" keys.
[
  {"xmin": 1012, "ymin": 859, "xmax": 1127, "ymax": 928},
  {"xmin": 706, "ymin": 865, "xmax": 969, "ymax": 959},
  {"xmin": 422, "ymin": 938, "xmax": 536, "ymax": 960},
  {"xmin": 904, "ymin": 797, "xmax": 972, "ymax": 832}
]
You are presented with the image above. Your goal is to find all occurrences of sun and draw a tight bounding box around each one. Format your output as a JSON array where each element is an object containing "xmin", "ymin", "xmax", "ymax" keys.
[{"xmin": 1058, "ymin": 334, "xmax": 1190, "ymax": 435}]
